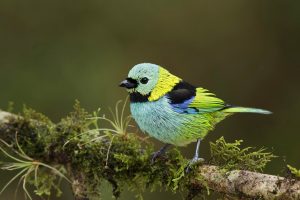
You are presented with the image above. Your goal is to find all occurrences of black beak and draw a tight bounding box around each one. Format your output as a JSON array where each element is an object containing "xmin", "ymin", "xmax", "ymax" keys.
[{"xmin": 119, "ymin": 78, "xmax": 137, "ymax": 89}]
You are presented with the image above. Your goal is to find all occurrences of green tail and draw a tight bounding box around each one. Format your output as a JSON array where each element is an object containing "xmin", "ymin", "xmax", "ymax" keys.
[{"xmin": 223, "ymin": 106, "xmax": 272, "ymax": 115}]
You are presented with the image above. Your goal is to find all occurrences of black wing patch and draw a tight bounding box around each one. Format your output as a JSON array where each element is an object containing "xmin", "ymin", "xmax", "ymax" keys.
[{"xmin": 167, "ymin": 81, "xmax": 196, "ymax": 104}]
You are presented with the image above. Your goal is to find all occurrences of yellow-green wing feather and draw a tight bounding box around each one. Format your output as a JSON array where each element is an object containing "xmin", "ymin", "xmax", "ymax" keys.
[{"xmin": 189, "ymin": 88, "xmax": 226, "ymax": 113}]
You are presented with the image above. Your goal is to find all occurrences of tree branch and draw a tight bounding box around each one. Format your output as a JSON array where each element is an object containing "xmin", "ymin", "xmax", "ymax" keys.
[
  {"xmin": 197, "ymin": 165, "xmax": 300, "ymax": 199},
  {"xmin": 0, "ymin": 108, "xmax": 299, "ymax": 200}
]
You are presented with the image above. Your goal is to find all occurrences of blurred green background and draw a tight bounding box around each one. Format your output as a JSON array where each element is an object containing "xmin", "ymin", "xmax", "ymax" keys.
[{"xmin": 0, "ymin": 0, "xmax": 299, "ymax": 199}]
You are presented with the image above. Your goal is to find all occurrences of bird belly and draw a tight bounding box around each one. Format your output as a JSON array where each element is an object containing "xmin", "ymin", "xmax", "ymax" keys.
[{"xmin": 130, "ymin": 97, "xmax": 201, "ymax": 146}]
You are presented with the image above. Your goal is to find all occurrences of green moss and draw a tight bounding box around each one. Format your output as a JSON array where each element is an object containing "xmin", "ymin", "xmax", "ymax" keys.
[
  {"xmin": 29, "ymin": 167, "xmax": 64, "ymax": 197},
  {"xmin": 22, "ymin": 105, "xmax": 53, "ymax": 125},
  {"xmin": 209, "ymin": 137, "xmax": 276, "ymax": 171},
  {"xmin": 3, "ymin": 106, "xmax": 54, "ymax": 160},
  {"xmin": 287, "ymin": 165, "xmax": 300, "ymax": 179}
]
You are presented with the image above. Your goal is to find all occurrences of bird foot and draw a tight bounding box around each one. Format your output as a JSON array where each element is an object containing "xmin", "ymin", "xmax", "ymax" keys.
[
  {"xmin": 150, "ymin": 144, "xmax": 170, "ymax": 164},
  {"xmin": 151, "ymin": 150, "xmax": 164, "ymax": 164},
  {"xmin": 185, "ymin": 157, "xmax": 205, "ymax": 173}
]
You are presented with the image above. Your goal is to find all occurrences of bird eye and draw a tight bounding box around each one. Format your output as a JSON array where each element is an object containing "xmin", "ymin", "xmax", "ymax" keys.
[{"xmin": 140, "ymin": 77, "xmax": 149, "ymax": 84}]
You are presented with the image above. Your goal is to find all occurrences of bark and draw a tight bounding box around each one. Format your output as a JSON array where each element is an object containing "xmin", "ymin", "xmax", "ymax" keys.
[{"xmin": 197, "ymin": 165, "xmax": 300, "ymax": 200}]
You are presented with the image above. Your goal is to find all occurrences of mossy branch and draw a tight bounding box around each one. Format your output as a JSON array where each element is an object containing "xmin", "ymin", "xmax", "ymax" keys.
[{"xmin": 0, "ymin": 102, "xmax": 299, "ymax": 200}]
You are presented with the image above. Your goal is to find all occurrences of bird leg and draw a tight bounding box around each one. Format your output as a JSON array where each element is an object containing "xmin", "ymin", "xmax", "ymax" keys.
[
  {"xmin": 186, "ymin": 139, "xmax": 205, "ymax": 173},
  {"xmin": 151, "ymin": 144, "xmax": 171, "ymax": 163}
]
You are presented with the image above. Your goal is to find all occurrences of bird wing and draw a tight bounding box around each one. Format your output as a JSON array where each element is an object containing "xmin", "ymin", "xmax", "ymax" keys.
[
  {"xmin": 189, "ymin": 88, "xmax": 226, "ymax": 113},
  {"xmin": 167, "ymin": 82, "xmax": 226, "ymax": 114}
]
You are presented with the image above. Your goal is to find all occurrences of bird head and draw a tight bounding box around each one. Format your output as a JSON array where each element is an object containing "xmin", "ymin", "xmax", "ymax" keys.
[{"xmin": 120, "ymin": 63, "xmax": 181, "ymax": 101}]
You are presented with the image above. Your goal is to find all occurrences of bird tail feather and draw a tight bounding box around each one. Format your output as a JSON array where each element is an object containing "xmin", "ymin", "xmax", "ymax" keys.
[{"xmin": 223, "ymin": 106, "xmax": 272, "ymax": 115}]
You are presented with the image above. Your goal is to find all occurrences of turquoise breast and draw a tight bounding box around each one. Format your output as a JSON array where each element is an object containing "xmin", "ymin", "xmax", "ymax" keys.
[{"xmin": 130, "ymin": 96, "xmax": 198, "ymax": 146}]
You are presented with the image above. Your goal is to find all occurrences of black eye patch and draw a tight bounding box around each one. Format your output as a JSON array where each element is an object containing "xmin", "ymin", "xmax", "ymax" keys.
[{"xmin": 140, "ymin": 77, "xmax": 149, "ymax": 84}]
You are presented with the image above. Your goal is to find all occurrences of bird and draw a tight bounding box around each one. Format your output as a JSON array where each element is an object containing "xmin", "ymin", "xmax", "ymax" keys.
[{"xmin": 119, "ymin": 63, "xmax": 271, "ymax": 168}]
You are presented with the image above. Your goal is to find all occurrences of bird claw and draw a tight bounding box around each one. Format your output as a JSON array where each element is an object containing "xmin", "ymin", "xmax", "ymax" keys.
[
  {"xmin": 185, "ymin": 157, "xmax": 205, "ymax": 173},
  {"xmin": 150, "ymin": 144, "xmax": 170, "ymax": 164},
  {"xmin": 151, "ymin": 150, "xmax": 163, "ymax": 164}
]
